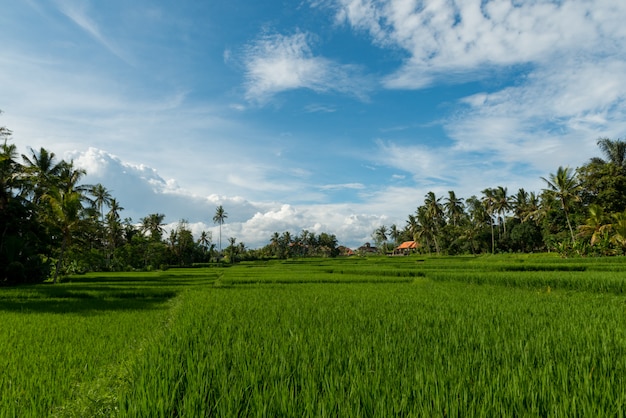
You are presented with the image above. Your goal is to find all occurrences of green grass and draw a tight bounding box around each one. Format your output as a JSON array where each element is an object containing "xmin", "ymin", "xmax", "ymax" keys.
[{"xmin": 3, "ymin": 255, "xmax": 626, "ymax": 416}]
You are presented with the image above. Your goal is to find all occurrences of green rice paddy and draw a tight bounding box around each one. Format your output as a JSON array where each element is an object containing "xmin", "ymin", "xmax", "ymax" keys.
[{"xmin": 3, "ymin": 254, "xmax": 626, "ymax": 416}]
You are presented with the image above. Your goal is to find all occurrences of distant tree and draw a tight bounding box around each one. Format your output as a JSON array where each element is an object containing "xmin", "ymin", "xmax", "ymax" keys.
[
  {"xmin": 389, "ymin": 224, "xmax": 402, "ymax": 245},
  {"xmin": 89, "ymin": 183, "xmax": 112, "ymax": 226},
  {"xmin": 213, "ymin": 205, "xmax": 228, "ymax": 252},
  {"xmin": 423, "ymin": 192, "xmax": 444, "ymax": 254},
  {"xmin": 317, "ymin": 232, "xmax": 339, "ymax": 257},
  {"xmin": 198, "ymin": 231, "xmax": 213, "ymax": 261},
  {"xmin": 141, "ymin": 213, "xmax": 166, "ymax": 242},
  {"xmin": 578, "ymin": 138, "xmax": 626, "ymax": 214},
  {"xmin": 227, "ymin": 236, "xmax": 237, "ymax": 263},
  {"xmin": 444, "ymin": 190, "xmax": 465, "ymax": 227},
  {"xmin": 21, "ymin": 147, "xmax": 64, "ymax": 204},
  {"xmin": 374, "ymin": 225, "xmax": 388, "ymax": 253},
  {"xmin": 541, "ymin": 166, "xmax": 581, "ymax": 244},
  {"xmin": 593, "ymin": 137, "xmax": 626, "ymax": 168},
  {"xmin": 481, "ymin": 188, "xmax": 497, "ymax": 254},
  {"xmin": 169, "ymin": 219, "xmax": 195, "ymax": 266},
  {"xmin": 44, "ymin": 187, "xmax": 84, "ymax": 283},
  {"xmin": 578, "ymin": 204, "xmax": 610, "ymax": 247}
]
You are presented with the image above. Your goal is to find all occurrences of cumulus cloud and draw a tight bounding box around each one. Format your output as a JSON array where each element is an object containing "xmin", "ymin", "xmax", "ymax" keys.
[
  {"xmin": 69, "ymin": 148, "xmax": 391, "ymax": 249},
  {"xmin": 243, "ymin": 31, "xmax": 371, "ymax": 103}
]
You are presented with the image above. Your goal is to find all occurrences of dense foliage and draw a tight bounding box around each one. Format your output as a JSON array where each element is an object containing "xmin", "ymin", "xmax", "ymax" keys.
[
  {"xmin": 0, "ymin": 139, "xmax": 216, "ymax": 284},
  {"xmin": 2, "ymin": 110, "xmax": 626, "ymax": 283},
  {"xmin": 375, "ymin": 138, "xmax": 626, "ymax": 258}
]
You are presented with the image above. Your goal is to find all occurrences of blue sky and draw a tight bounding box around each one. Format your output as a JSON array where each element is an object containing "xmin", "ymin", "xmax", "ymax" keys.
[{"xmin": 2, "ymin": 0, "xmax": 626, "ymax": 248}]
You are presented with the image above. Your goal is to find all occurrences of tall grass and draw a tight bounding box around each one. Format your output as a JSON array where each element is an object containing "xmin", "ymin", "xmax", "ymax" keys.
[
  {"xmin": 0, "ymin": 270, "xmax": 218, "ymax": 417},
  {"xmin": 118, "ymin": 279, "xmax": 626, "ymax": 416},
  {"xmin": 3, "ymin": 255, "xmax": 626, "ymax": 416}
]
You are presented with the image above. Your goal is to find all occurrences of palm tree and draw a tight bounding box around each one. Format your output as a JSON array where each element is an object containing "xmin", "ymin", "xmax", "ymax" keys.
[
  {"xmin": 389, "ymin": 224, "xmax": 402, "ymax": 245},
  {"xmin": 424, "ymin": 192, "xmax": 444, "ymax": 254},
  {"xmin": 0, "ymin": 140, "xmax": 21, "ymax": 211},
  {"xmin": 481, "ymin": 188, "xmax": 497, "ymax": 254},
  {"xmin": 21, "ymin": 147, "xmax": 64, "ymax": 204},
  {"xmin": 578, "ymin": 204, "xmax": 610, "ymax": 246},
  {"xmin": 374, "ymin": 225, "xmax": 388, "ymax": 253},
  {"xmin": 198, "ymin": 231, "xmax": 212, "ymax": 260},
  {"xmin": 594, "ymin": 137, "xmax": 626, "ymax": 168},
  {"xmin": 405, "ymin": 214, "xmax": 420, "ymax": 243},
  {"xmin": 89, "ymin": 183, "xmax": 112, "ymax": 225},
  {"xmin": 213, "ymin": 205, "xmax": 228, "ymax": 252},
  {"xmin": 44, "ymin": 188, "xmax": 84, "ymax": 283},
  {"xmin": 444, "ymin": 191, "xmax": 465, "ymax": 227},
  {"xmin": 141, "ymin": 213, "xmax": 166, "ymax": 241},
  {"xmin": 415, "ymin": 205, "xmax": 439, "ymax": 254},
  {"xmin": 541, "ymin": 166, "xmax": 582, "ymax": 243},
  {"xmin": 56, "ymin": 162, "xmax": 88, "ymax": 195},
  {"xmin": 105, "ymin": 198, "xmax": 124, "ymax": 262},
  {"xmin": 227, "ymin": 236, "xmax": 237, "ymax": 263},
  {"xmin": 493, "ymin": 186, "xmax": 512, "ymax": 234},
  {"xmin": 610, "ymin": 211, "xmax": 626, "ymax": 251}
]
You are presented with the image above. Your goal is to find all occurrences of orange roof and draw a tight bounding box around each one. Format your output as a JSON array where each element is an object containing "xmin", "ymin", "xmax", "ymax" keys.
[{"xmin": 396, "ymin": 241, "xmax": 418, "ymax": 249}]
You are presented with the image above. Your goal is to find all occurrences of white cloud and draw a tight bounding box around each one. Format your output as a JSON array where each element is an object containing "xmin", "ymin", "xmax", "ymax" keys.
[
  {"xmin": 243, "ymin": 31, "xmax": 371, "ymax": 103},
  {"xmin": 67, "ymin": 148, "xmax": 391, "ymax": 249},
  {"xmin": 328, "ymin": 0, "xmax": 626, "ymax": 88},
  {"xmin": 319, "ymin": 183, "xmax": 365, "ymax": 190},
  {"xmin": 447, "ymin": 57, "xmax": 626, "ymax": 172},
  {"xmin": 319, "ymin": 0, "xmax": 626, "ymax": 191}
]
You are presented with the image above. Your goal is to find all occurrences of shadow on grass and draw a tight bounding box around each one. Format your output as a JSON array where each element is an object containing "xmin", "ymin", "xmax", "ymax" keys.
[
  {"xmin": 0, "ymin": 295, "xmax": 173, "ymax": 315},
  {"xmin": 0, "ymin": 271, "xmax": 218, "ymax": 314}
]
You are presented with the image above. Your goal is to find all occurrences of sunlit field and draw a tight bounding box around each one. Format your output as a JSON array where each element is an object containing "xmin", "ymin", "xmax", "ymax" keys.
[{"xmin": 3, "ymin": 254, "xmax": 626, "ymax": 416}]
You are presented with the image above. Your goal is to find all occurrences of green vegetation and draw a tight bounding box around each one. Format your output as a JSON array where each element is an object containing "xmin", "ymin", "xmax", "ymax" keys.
[
  {"xmin": 5, "ymin": 105, "xmax": 626, "ymax": 284},
  {"xmin": 3, "ymin": 255, "xmax": 626, "ymax": 416}
]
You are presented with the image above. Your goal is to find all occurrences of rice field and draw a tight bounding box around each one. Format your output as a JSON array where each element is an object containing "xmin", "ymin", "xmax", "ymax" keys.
[{"xmin": 3, "ymin": 254, "xmax": 626, "ymax": 416}]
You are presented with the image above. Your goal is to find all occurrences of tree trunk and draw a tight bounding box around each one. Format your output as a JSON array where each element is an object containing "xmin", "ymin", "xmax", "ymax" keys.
[{"xmin": 53, "ymin": 235, "xmax": 68, "ymax": 284}]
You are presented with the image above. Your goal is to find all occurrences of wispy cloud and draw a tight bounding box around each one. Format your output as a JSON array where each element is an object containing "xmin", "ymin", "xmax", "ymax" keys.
[
  {"xmin": 328, "ymin": 0, "xmax": 626, "ymax": 88},
  {"xmin": 55, "ymin": 0, "xmax": 134, "ymax": 65},
  {"xmin": 243, "ymin": 31, "xmax": 372, "ymax": 103},
  {"xmin": 319, "ymin": 182, "xmax": 365, "ymax": 191}
]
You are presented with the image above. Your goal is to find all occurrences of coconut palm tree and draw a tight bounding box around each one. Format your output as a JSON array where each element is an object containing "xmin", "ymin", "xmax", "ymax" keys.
[
  {"xmin": 405, "ymin": 214, "xmax": 420, "ymax": 243},
  {"xmin": 89, "ymin": 183, "xmax": 112, "ymax": 225},
  {"xmin": 481, "ymin": 188, "xmax": 497, "ymax": 254},
  {"xmin": 415, "ymin": 206, "xmax": 439, "ymax": 254},
  {"xmin": 593, "ymin": 137, "xmax": 626, "ymax": 168},
  {"xmin": 227, "ymin": 236, "xmax": 237, "ymax": 263},
  {"xmin": 389, "ymin": 224, "xmax": 402, "ymax": 246},
  {"xmin": 374, "ymin": 225, "xmax": 388, "ymax": 253},
  {"xmin": 493, "ymin": 186, "xmax": 512, "ymax": 234},
  {"xmin": 141, "ymin": 213, "xmax": 166, "ymax": 241},
  {"xmin": 0, "ymin": 140, "xmax": 21, "ymax": 211},
  {"xmin": 21, "ymin": 147, "xmax": 64, "ymax": 204},
  {"xmin": 578, "ymin": 204, "xmax": 610, "ymax": 246},
  {"xmin": 424, "ymin": 192, "xmax": 444, "ymax": 254},
  {"xmin": 610, "ymin": 211, "xmax": 626, "ymax": 251},
  {"xmin": 213, "ymin": 205, "xmax": 227, "ymax": 252},
  {"xmin": 541, "ymin": 166, "xmax": 582, "ymax": 243},
  {"xmin": 105, "ymin": 198, "xmax": 124, "ymax": 263},
  {"xmin": 44, "ymin": 187, "xmax": 84, "ymax": 283},
  {"xmin": 444, "ymin": 191, "xmax": 465, "ymax": 227}
]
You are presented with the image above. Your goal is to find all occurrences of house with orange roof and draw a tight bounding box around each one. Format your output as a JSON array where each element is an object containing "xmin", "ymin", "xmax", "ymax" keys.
[{"xmin": 394, "ymin": 241, "xmax": 419, "ymax": 255}]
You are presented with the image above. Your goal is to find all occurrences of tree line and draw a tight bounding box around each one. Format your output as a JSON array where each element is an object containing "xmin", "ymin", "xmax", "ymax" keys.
[
  {"xmin": 1, "ymin": 116, "xmax": 344, "ymax": 284},
  {"xmin": 371, "ymin": 138, "xmax": 626, "ymax": 257},
  {"xmin": 3, "ymin": 111, "xmax": 626, "ymax": 283}
]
